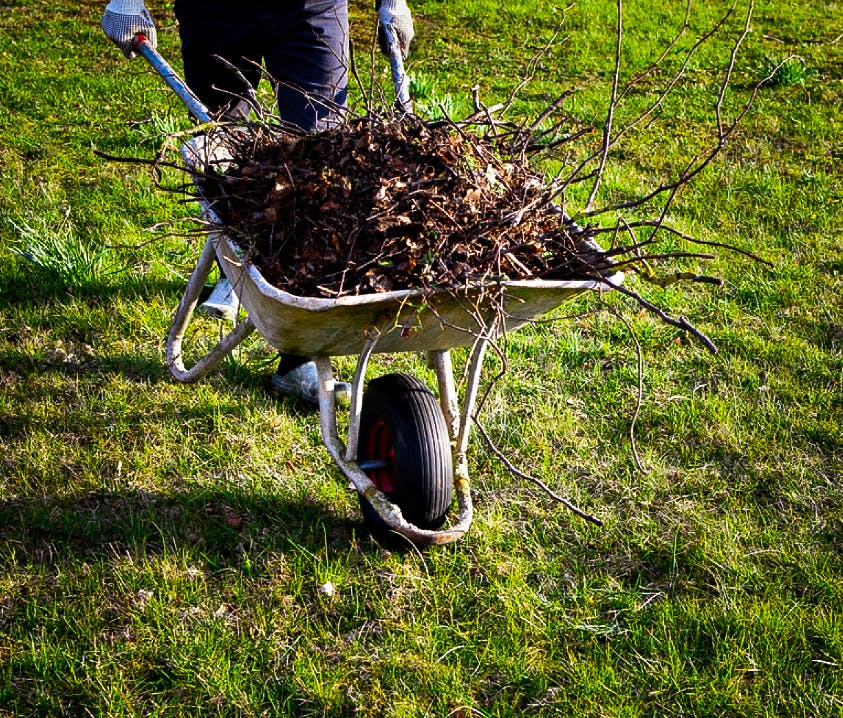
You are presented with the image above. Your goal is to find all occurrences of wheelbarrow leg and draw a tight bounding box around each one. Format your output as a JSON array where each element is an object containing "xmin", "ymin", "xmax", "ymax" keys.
[
  {"xmin": 428, "ymin": 350, "xmax": 460, "ymax": 442},
  {"xmin": 430, "ymin": 338, "xmax": 487, "ymax": 528},
  {"xmin": 166, "ymin": 235, "xmax": 255, "ymax": 383},
  {"xmin": 311, "ymin": 342, "xmax": 375, "ymax": 468},
  {"xmin": 454, "ymin": 336, "xmax": 489, "ymax": 461}
]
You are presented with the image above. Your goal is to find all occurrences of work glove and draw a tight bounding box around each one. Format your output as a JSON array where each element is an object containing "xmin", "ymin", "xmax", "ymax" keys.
[
  {"xmin": 101, "ymin": 0, "xmax": 157, "ymax": 59},
  {"xmin": 376, "ymin": 0, "xmax": 414, "ymax": 60}
]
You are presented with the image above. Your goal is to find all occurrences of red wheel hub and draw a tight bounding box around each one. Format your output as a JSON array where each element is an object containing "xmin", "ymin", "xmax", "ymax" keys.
[{"xmin": 364, "ymin": 418, "xmax": 396, "ymax": 494}]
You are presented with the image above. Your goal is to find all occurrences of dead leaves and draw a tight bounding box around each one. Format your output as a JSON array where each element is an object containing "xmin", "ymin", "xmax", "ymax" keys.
[{"xmin": 198, "ymin": 114, "xmax": 606, "ymax": 297}]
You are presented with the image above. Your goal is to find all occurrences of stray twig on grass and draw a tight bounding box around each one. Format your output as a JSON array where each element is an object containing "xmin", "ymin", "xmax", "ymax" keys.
[
  {"xmin": 473, "ymin": 419, "xmax": 604, "ymax": 527},
  {"xmin": 603, "ymin": 299, "xmax": 648, "ymax": 474},
  {"xmin": 463, "ymin": 327, "xmax": 605, "ymax": 527},
  {"xmin": 609, "ymin": 279, "xmax": 719, "ymax": 354}
]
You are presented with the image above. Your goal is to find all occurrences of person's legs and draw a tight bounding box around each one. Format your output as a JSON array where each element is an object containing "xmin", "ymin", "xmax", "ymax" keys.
[
  {"xmin": 259, "ymin": 0, "xmax": 349, "ymax": 400},
  {"xmin": 174, "ymin": 1, "xmax": 266, "ymax": 319},
  {"xmin": 174, "ymin": 0, "xmax": 349, "ymax": 125},
  {"xmin": 174, "ymin": 0, "xmax": 350, "ymax": 403},
  {"xmin": 174, "ymin": 0, "xmax": 266, "ymax": 117},
  {"xmin": 262, "ymin": 0, "xmax": 349, "ymax": 131}
]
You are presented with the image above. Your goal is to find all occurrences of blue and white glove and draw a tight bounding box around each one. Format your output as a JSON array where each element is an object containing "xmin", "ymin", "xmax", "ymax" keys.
[
  {"xmin": 377, "ymin": 0, "xmax": 414, "ymax": 60},
  {"xmin": 101, "ymin": 0, "xmax": 157, "ymax": 59}
]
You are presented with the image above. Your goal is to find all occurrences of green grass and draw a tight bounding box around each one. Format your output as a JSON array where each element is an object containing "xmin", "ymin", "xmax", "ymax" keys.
[{"xmin": 1, "ymin": 0, "xmax": 842, "ymax": 715}]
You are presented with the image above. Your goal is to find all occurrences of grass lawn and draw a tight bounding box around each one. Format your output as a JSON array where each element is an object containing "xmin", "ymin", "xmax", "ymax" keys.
[{"xmin": 1, "ymin": 0, "xmax": 841, "ymax": 715}]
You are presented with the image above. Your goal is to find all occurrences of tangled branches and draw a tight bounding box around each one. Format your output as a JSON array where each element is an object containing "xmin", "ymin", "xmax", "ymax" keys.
[
  {"xmin": 173, "ymin": 0, "xmax": 778, "ymax": 360},
  {"xmin": 194, "ymin": 112, "xmax": 616, "ymax": 298}
]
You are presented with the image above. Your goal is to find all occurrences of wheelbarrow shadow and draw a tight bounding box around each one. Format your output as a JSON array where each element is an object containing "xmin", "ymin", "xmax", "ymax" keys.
[{"xmin": 0, "ymin": 488, "xmax": 377, "ymax": 573}]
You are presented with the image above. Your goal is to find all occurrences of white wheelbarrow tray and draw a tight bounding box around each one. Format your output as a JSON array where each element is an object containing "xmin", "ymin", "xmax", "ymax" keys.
[{"xmin": 166, "ymin": 137, "xmax": 624, "ymax": 547}]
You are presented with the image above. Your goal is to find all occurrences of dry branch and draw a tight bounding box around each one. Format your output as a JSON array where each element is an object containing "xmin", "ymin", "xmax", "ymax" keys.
[{"xmin": 192, "ymin": 114, "xmax": 617, "ymax": 298}]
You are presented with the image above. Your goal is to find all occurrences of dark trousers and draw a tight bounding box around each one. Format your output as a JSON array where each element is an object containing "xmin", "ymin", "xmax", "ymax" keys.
[{"xmin": 174, "ymin": 0, "xmax": 349, "ymax": 131}]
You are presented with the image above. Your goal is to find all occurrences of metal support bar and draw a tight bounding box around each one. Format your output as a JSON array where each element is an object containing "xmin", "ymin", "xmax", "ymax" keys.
[
  {"xmin": 344, "ymin": 334, "xmax": 379, "ymax": 463},
  {"xmin": 456, "ymin": 336, "xmax": 489, "ymax": 459},
  {"xmin": 166, "ymin": 236, "xmax": 255, "ymax": 383},
  {"xmin": 430, "ymin": 349, "xmax": 460, "ymax": 443}
]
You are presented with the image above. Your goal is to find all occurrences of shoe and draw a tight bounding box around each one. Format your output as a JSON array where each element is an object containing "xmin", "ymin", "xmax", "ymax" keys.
[
  {"xmin": 271, "ymin": 361, "xmax": 320, "ymax": 405},
  {"xmin": 198, "ymin": 278, "xmax": 239, "ymax": 322}
]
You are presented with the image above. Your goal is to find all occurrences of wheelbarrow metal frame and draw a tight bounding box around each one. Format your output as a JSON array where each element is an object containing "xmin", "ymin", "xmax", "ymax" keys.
[{"xmin": 165, "ymin": 225, "xmax": 620, "ymax": 545}]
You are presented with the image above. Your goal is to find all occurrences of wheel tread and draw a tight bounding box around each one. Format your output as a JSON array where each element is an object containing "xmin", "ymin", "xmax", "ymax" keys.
[{"xmin": 358, "ymin": 372, "xmax": 453, "ymax": 536}]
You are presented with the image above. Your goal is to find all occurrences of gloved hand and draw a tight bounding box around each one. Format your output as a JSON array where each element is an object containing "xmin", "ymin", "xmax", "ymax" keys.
[
  {"xmin": 101, "ymin": 0, "xmax": 157, "ymax": 59},
  {"xmin": 376, "ymin": 0, "xmax": 414, "ymax": 60}
]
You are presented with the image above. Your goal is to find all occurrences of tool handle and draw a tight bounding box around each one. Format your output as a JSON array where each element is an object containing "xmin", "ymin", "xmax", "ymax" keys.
[
  {"xmin": 382, "ymin": 26, "xmax": 412, "ymax": 113},
  {"xmin": 131, "ymin": 33, "xmax": 212, "ymax": 123}
]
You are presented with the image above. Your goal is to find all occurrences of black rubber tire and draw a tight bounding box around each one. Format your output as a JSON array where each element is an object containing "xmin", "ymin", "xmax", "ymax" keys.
[{"xmin": 357, "ymin": 373, "xmax": 453, "ymax": 542}]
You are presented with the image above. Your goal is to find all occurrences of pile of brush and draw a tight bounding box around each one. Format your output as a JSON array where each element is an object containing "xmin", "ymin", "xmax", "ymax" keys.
[{"xmin": 194, "ymin": 112, "xmax": 613, "ymax": 298}]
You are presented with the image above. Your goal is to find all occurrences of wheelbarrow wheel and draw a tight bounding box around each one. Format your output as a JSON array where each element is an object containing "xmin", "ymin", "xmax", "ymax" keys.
[{"xmin": 357, "ymin": 372, "xmax": 453, "ymax": 543}]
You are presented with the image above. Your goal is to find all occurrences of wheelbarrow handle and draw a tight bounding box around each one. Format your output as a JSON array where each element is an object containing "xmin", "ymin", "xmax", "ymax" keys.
[
  {"xmin": 383, "ymin": 25, "xmax": 412, "ymax": 113},
  {"xmin": 131, "ymin": 33, "xmax": 212, "ymax": 123}
]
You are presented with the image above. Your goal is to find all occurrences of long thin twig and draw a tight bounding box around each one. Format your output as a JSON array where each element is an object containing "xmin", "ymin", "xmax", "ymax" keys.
[
  {"xmin": 608, "ymin": 280, "xmax": 719, "ymax": 353},
  {"xmin": 584, "ymin": 0, "xmax": 623, "ymax": 212},
  {"xmin": 716, "ymin": 0, "xmax": 753, "ymax": 137},
  {"xmin": 496, "ymin": 8, "xmax": 573, "ymax": 119},
  {"xmin": 542, "ymin": 1, "xmax": 740, "ymax": 214},
  {"xmin": 473, "ymin": 419, "xmax": 604, "ymax": 526},
  {"xmin": 583, "ymin": 2, "xmax": 762, "ymax": 222},
  {"xmin": 603, "ymin": 299, "xmax": 647, "ymax": 474}
]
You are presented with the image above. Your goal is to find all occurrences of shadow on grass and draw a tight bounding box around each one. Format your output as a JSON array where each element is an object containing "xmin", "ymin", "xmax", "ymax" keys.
[
  {"xmin": 0, "ymin": 320, "xmax": 275, "ymax": 390},
  {"xmin": 0, "ymin": 347, "xmax": 175, "ymax": 401},
  {"xmin": 0, "ymin": 267, "xmax": 195, "ymax": 307},
  {"xmin": 0, "ymin": 487, "xmax": 372, "ymax": 572}
]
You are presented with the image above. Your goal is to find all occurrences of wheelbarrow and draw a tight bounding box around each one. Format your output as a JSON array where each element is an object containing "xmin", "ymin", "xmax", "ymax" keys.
[{"xmin": 132, "ymin": 34, "xmax": 624, "ymax": 546}]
